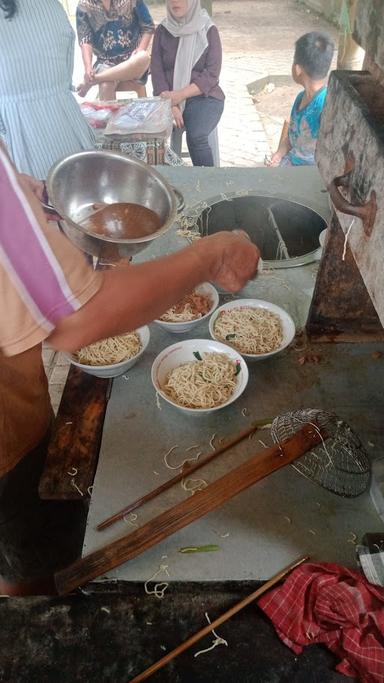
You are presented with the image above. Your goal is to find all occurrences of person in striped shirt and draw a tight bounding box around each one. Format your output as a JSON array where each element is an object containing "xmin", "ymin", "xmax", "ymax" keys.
[
  {"xmin": 0, "ymin": 0, "xmax": 95, "ymax": 179},
  {"xmin": 0, "ymin": 143, "xmax": 260, "ymax": 595}
]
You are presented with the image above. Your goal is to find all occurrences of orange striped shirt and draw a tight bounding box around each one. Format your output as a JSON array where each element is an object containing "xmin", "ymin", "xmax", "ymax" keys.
[{"xmin": 0, "ymin": 149, "xmax": 102, "ymax": 476}]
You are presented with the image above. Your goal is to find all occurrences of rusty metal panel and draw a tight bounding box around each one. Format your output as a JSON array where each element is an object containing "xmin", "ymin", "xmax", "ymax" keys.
[
  {"xmin": 306, "ymin": 212, "xmax": 384, "ymax": 341},
  {"xmin": 316, "ymin": 70, "xmax": 384, "ymax": 328}
]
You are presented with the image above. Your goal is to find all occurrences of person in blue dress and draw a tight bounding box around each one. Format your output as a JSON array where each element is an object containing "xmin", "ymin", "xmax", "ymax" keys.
[
  {"xmin": 76, "ymin": 0, "xmax": 155, "ymax": 100},
  {"xmin": 267, "ymin": 32, "xmax": 335, "ymax": 167}
]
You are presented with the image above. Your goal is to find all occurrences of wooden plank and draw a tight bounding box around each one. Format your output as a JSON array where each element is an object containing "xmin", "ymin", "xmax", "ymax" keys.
[
  {"xmin": 55, "ymin": 424, "xmax": 321, "ymax": 594},
  {"xmin": 39, "ymin": 366, "xmax": 111, "ymax": 500},
  {"xmin": 97, "ymin": 421, "xmax": 268, "ymax": 531}
]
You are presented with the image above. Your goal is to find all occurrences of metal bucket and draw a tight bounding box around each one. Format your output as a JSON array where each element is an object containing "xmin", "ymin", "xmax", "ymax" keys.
[{"xmin": 46, "ymin": 150, "xmax": 184, "ymax": 259}]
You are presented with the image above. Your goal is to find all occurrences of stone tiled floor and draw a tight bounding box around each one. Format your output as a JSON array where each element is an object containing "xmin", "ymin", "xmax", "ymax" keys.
[{"xmin": 48, "ymin": 1, "xmax": 337, "ymax": 411}]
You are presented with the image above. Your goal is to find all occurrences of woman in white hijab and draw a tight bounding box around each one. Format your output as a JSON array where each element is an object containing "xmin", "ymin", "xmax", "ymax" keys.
[{"xmin": 151, "ymin": 0, "xmax": 224, "ymax": 166}]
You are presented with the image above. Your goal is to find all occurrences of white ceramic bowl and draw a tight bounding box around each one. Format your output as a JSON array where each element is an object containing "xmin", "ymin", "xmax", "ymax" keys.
[
  {"xmin": 151, "ymin": 338, "xmax": 249, "ymax": 415},
  {"xmin": 66, "ymin": 326, "xmax": 150, "ymax": 378},
  {"xmin": 209, "ymin": 299, "xmax": 295, "ymax": 361},
  {"xmin": 154, "ymin": 283, "xmax": 219, "ymax": 334}
]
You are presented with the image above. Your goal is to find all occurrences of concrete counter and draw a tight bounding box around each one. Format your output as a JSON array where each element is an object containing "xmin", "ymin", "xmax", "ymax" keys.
[{"xmin": 83, "ymin": 167, "xmax": 383, "ymax": 583}]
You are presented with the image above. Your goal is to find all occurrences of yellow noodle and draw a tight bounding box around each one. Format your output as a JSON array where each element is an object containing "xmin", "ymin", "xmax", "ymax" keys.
[
  {"xmin": 76, "ymin": 332, "xmax": 141, "ymax": 366},
  {"xmin": 213, "ymin": 307, "xmax": 283, "ymax": 355},
  {"xmin": 163, "ymin": 352, "xmax": 238, "ymax": 409}
]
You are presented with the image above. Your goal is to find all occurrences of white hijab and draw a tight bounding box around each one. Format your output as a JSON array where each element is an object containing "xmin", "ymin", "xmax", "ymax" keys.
[{"xmin": 161, "ymin": 0, "xmax": 213, "ymax": 110}]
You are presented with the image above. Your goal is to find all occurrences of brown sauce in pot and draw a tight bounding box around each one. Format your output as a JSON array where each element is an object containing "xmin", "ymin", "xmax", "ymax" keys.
[{"xmin": 81, "ymin": 202, "xmax": 162, "ymax": 239}]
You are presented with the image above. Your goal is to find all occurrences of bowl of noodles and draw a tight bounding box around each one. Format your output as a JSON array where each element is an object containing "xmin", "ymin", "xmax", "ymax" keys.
[
  {"xmin": 67, "ymin": 326, "xmax": 150, "ymax": 378},
  {"xmin": 151, "ymin": 339, "xmax": 249, "ymax": 415},
  {"xmin": 209, "ymin": 299, "xmax": 295, "ymax": 361},
  {"xmin": 154, "ymin": 283, "xmax": 219, "ymax": 334}
]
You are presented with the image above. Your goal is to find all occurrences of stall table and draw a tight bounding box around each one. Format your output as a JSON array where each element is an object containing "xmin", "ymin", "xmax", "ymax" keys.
[{"xmin": 34, "ymin": 167, "xmax": 383, "ymax": 681}]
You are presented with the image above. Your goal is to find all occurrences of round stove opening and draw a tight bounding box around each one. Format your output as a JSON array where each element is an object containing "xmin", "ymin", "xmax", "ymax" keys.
[{"xmin": 195, "ymin": 195, "xmax": 327, "ymax": 268}]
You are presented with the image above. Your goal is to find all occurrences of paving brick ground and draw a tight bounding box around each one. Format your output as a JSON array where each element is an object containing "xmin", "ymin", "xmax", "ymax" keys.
[{"xmin": 47, "ymin": 0, "xmax": 337, "ymax": 409}]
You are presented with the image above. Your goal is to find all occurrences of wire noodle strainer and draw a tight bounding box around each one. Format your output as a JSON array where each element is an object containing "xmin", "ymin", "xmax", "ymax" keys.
[{"xmin": 271, "ymin": 409, "xmax": 371, "ymax": 497}]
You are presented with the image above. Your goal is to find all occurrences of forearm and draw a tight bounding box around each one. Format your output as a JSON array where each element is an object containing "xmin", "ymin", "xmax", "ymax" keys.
[
  {"xmin": 178, "ymin": 83, "xmax": 202, "ymax": 100},
  {"xmin": 161, "ymin": 83, "xmax": 202, "ymax": 107},
  {"xmin": 276, "ymin": 120, "xmax": 291, "ymax": 155},
  {"xmin": 137, "ymin": 32, "xmax": 152, "ymax": 52},
  {"xmin": 48, "ymin": 243, "xmax": 210, "ymax": 352},
  {"xmin": 80, "ymin": 43, "xmax": 94, "ymax": 70}
]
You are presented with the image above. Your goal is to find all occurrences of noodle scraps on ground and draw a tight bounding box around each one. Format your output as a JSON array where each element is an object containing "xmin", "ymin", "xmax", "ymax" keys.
[
  {"xmin": 76, "ymin": 332, "xmax": 141, "ymax": 366},
  {"xmin": 159, "ymin": 290, "xmax": 212, "ymax": 323},
  {"xmin": 163, "ymin": 352, "xmax": 239, "ymax": 409},
  {"xmin": 194, "ymin": 612, "xmax": 229, "ymax": 658},
  {"xmin": 213, "ymin": 307, "xmax": 283, "ymax": 355},
  {"xmin": 144, "ymin": 563, "xmax": 170, "ymax": 599}
]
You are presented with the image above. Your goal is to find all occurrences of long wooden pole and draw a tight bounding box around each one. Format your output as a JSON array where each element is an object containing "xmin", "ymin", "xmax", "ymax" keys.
[
  {"xmin": 97, "ymin": 421, "xmax": 270, "ymax": 531},
  {"xmin": 130, "ymin": 555, "xmax": 309, "ymax": 682},
  {"xmin": 55, "ymin": 424, "xmax": 320, "ymax": 595}
]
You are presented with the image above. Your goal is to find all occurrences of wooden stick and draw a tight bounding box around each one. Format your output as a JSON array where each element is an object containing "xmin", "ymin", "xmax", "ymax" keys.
[
  {"xmin": 129, "ymin": 554, "xmax": 308, "ymax": 682},
  {"xmin": 97, "ymin": 421, "xmax": 271, "ymax": 531},
  {"xmin": 55, "ymin": 424, "xmax": 321, "ymax": 595}
]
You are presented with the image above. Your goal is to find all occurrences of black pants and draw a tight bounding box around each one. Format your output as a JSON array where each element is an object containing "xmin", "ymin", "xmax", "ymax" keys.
[
  {"xmin": 183, "ymin": 95, "xmax": 224, "ymax": 166},
  {"xmin": 0, "ymin": 433, "xmax": 86, "ymax": 582}
]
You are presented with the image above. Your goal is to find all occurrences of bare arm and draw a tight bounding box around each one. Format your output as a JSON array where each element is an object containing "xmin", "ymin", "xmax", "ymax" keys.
[
  {"xmin": 168, "ymin": 84, "xmax": 202, "ymax": 124},
  {"xmin": 2, "ymin": 151, "xmax": 259, "ymax": 357},
  {"xmin": 48, "ymin": 232, "xmax": 260, "ymax": 352},
  {"xmin": 267, "ymin": 120, "xmax": 291, "ymax": 166},
  {"xmin": 161, "ymin": 83, "xmax": 202, "ymax": 107},
  {"xmin": 136, "ymin": 32, "xmax": 152, "ymax": 52},
  {"xmin": 80, "ymin": 43, "xmax": 94, "ymax": 80}
]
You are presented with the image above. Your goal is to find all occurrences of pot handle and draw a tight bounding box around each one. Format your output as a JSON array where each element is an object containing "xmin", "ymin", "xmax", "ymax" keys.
[
  {"xmin": 328, "ymin": 172, "xmax": 377, "ymax": 237},
  {"xmin": 41, "ymin": 201, "xmax": 58, "ymax": 215},
  {"xmin": 171, "ymin": 187, "xmax": 185, "ymax": 214}
]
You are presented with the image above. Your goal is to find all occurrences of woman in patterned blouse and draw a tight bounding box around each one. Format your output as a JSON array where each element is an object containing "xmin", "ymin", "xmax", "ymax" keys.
[{"xmin": 76, "ymin": 0, "xmax": 155, "ymax": 99}]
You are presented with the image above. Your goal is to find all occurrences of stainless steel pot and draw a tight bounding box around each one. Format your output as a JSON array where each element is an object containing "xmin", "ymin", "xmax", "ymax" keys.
[{"xmin": 46, "ymin": 151, "xmax": 184, "ymax": 259}]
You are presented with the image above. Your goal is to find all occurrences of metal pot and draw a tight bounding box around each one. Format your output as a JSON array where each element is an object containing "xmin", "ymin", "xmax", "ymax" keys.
[{"xmin": 46, "ymin": 151, "xmax": 184, "ymax": 259}]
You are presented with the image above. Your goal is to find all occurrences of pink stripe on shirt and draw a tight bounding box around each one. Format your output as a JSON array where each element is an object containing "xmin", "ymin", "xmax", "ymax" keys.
[{"xmin": 0, "ymin": 150, "xmax": 81, "ymax": 328}]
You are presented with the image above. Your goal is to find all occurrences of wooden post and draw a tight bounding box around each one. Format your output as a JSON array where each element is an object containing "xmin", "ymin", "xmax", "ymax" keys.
[{"xmin": 338, "ymin": 0, "xmax": 365, "ymax": 70}]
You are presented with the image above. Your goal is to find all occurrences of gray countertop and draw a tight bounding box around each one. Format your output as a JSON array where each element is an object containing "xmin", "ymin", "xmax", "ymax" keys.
[{"xmin": 83, "ymin": 167, "xmax": 383, "ymax": 583}]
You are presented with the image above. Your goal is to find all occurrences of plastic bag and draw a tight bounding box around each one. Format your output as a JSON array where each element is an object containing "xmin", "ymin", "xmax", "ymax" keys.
[
  {"xmin": 80, "ymin": 101, "xmax": 122, "ymax": 129},
  {"xmin": 104, "ymin": 97, "xmax": 173, "ymax": 138}
]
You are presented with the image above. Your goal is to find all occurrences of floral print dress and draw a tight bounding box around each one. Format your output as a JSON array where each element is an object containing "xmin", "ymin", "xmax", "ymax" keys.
[{"xmin": 76, "ymin": 0, "xmax": 155, "ymax": 67}]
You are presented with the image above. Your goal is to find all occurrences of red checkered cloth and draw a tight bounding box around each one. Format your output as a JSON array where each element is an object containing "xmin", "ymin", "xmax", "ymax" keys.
[{"xmin": 258, "ymin": 562, "xmax": 384, "ymax": 683}]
